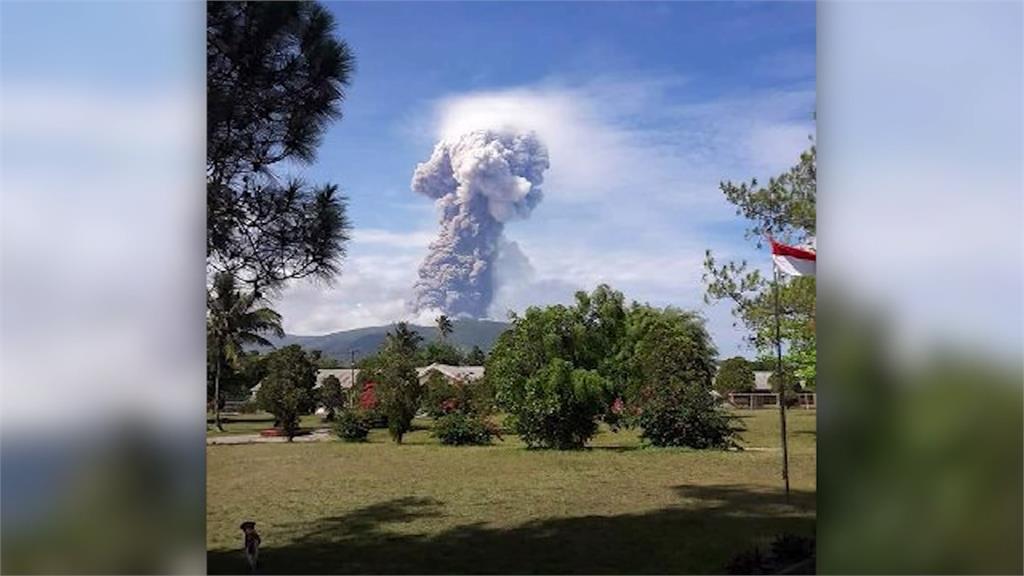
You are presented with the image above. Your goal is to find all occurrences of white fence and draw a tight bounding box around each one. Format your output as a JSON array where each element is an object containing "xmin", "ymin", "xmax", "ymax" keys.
[{"xmin": 727, "ymin": 392, "xmax": 816, "ymax": 410}]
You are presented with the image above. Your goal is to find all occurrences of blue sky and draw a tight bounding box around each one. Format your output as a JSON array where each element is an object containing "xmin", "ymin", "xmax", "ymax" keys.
[
  {"xmin": 276, "ymin": 2, "xmax": 816, "ymax": 357},
  {"xmin": 1, "ymin": 1, "xmax": 815, "ymax": 359}
]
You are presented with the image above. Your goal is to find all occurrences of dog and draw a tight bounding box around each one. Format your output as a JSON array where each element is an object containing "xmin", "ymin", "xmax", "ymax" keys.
[{"xmin": 239, "ymin": 521, "xmax": 261, "ymax": 573}]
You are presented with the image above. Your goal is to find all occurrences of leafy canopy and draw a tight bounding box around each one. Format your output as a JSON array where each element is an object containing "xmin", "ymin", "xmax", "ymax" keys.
[
  {"xmin": 703, "ymin": 143, "xmax": 816, "ymax": 380},
  {"xmin": 489, "ymin": 284, "xmax": 737, "ymax": 449},
  {"xmin": 715, "ymin": 356, "xmax": 756, "ymax": 394},
  {"xmin": 207, "ymin": 272, "xmax": 283, "ymax": 427},
  {"xmin": 369, "ymin": 322, "xmax": 424, "ymax": 443},
  {"xmin": 207, "ymin": 1, "xmax": 355, "ymax": 293},
  {"xmin": 435, "ymin": 315, "xmax": 454, "ymax": 341},
  {"xmin": 318, "ymin": 374, "xmax": 345, "ymax": 421},
  {"xmin": 255, "ymin": 345, "xmax": 318, "ymax": 440}
]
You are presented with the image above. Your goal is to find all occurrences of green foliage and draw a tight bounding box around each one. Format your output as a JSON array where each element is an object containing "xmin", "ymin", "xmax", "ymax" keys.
[
  {"xmin": 720, "ymin": 145, "xmax": 816, "ymax": 243},
  {"xmin": 703, "ymin": 143, "xmax": 816, "ymax": 364},
  {"xmin": 490, "ymin": 284, "xmax": 733, "ymax": 449},
  {"xmin": 367, "ymin": 323, "xmax": 424, "ymax": 443},
  {"xmin": 488, "ymin": 287, "xmax": 623, "ymax": 449},
  {"xmin": 787, "ymin": 344, "xmax": 816, "ymax": 390},
  {"xmin": 207, "ymin": 1, "xmax": 354, "ymax": 292},
  {"xmin": 423, "ymin": 372, "xmax": 458, "ymax": 418},
  {"xmin": 768, "ymin": 368, "xmax": 802, "ymax": 394},
  {"xmin": 466, "ymin": 345, "xmax": 487, "ymax": 365},
  {"xmin": 637, "ymin": 382, "xmax": 742, "ymax": 449},
  {"xmin": 488, "ymin": 285, "xmax": 627, "ymax": 389},
  {"xmin": 715, "ymin": 357, "xmax": 756, "ymax": 394},
  {"xmin": 235, "ymin": 399, "xmax": 261, "ymax": 414},
  {"xmin": 499, "ymin": 358, "xmax": 611, "ymax": 450},
  {"xmin": 619, "ymin": 306, "xmax": 717, "ymax": 396},
  {"xmin": 255, "ymin": 345, "xmax": 317, "ymax": 440},
  {"xmin": 418, "ymin": 341, "xmax": 465, "ymax": 366},
  {"xmin": 388, "ymin": 321, "xmax": 423, "ymax": 356},
  {"xmin": 332, "ymin": 409, "xmax": 371, "ymax": 442},
  {"xmin": 315, "ymin": 355, "xmax": 344, "ymax": 368},
  {"xmin": 432, "ymin": 412, "xmax": 496, "ymax": 446},
  {"xmin": 766, "ymin": 365, "xmax": 803, "ymax": 407},
  {"xmin": 435, "ymin": 314, "xmax": 454, "ymax": 341},
  {"xmin": 318, "ymin": 375, "xmax": 345, "ymax": 421},
  {"xmin": 616, "ymin": 305, "xmax": 739, "ymax": 449},
  {"xmin": 377, "ymin": 363, "xmax": 421, "ymax": 444},
  {"xmin": 207, "ymin": 272, "xmax": 284, "ymax": 429},
  {"xmin": 423, "ymin": 371, "xmax": 495, "ymax": 419}
]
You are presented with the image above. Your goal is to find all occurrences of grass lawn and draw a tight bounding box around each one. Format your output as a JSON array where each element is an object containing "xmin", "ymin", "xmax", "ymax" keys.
[
  {"xmin": 207, "ymin": 409, "xmax": 816, "ymax": 574},
  {"xmin": 206, "ymin": 412, "xmax": 328, "ymax": 437}
]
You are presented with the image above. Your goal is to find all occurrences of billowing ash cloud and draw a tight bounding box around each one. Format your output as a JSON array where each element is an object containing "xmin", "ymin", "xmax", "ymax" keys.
[{"xmin": 410, "ymin": 130, "xmax": 549, "ymax": 318}]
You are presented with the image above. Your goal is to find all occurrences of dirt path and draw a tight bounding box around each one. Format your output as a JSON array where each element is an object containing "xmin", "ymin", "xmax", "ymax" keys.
[{"xmin": 207, "ymin": 429, "xmax": 333, "ymax": 445}]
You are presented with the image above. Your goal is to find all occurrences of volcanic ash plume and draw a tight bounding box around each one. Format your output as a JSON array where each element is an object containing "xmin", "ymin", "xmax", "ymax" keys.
[{"xmin": 411, "ymin": 130, "xmax": 549, "ymax": 318}]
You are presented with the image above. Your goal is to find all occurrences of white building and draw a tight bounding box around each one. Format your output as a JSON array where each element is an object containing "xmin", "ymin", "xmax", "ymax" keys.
[{"xmin": 249, "ymin": 363, "xmax": 485, "ymax": 401}]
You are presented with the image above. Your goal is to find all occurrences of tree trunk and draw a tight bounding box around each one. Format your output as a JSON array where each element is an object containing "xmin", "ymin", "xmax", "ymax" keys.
[{"xmin": 214, "ymin": 350, "xmax": 225, "ymax": 432}]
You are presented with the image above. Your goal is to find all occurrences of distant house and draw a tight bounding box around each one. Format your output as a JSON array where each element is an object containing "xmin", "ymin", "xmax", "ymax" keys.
[
  {"xmin": 314, "ymin": 368, "xmax": 361, "ymax": 390},
  {"xmin": 249, "ymin": 364, "xmax": 484, "ymax": 401},
  {"xmin": 248, "ymin": 368, "xmax": 361, "ymax": 400},
  {"xmin": 753, "ymin": 370, "xmax": 808, "ymax": 391},
  {"xmin": 416, "ymin": 363, "xmax": 485, "ymax": 384},
  {"xmin": 753, "ymin": 370, "xmax": 773, "ymax": 391}
]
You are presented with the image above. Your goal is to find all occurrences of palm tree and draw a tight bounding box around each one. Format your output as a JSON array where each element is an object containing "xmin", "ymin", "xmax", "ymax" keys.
[
  {"xmin": 435, "ymin": 314, "xmax": 453, "ymax": 342},
  {"xmin": 207, "ymin": 272, "xmax": 284, "ymax": 431}
]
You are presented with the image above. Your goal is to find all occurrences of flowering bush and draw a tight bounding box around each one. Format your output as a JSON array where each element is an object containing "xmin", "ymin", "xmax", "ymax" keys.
[
  {"xmin": 423, "ymin": 370, "xmax": 495, "ymax": 419},
  {"xmin": 423, "ymin": 372, "xmax": 459, "ymax": 418},
  {"xmin": 358, "ymin": 381, "xmax": 378, "ymax": 410}
]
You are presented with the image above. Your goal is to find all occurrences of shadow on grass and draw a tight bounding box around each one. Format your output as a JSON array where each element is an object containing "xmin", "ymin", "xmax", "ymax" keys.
[{"xmin": 208, "ymin": 485, "xmax": 815, "ymax": 574}]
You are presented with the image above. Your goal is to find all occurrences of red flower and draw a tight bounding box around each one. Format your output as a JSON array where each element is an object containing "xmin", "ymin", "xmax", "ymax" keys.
[
  {"xmin": 359, "ymin": 381, "xmax": 378, "ymax": 410},
  {"xmin": 611, "ymin": 397, "xmax": 624, "ymax": 415}
]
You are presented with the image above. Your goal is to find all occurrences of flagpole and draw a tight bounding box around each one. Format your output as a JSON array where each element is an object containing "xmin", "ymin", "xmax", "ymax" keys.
[{"xmin": 773, "ymin": 263, "xmax": 791, "ymax": 501}]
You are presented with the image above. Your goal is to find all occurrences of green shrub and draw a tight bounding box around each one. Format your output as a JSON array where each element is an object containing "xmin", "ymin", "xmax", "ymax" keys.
[
  {"xmin": 433, "ymin": 412, "xmax": 495, "ymax": 446},
  {"xmin": 332, "ymin": 409, "xmax": 371, "ymax": 442},
  {"xmin": 236, "ymin": 399, "xmax": 260, "ymax": 414},
  {"xmin": 637, "ymin": 383, "xmax": 742, "ymax": 449},
  {"xmin": 498, "ymin": 358, "xmax": 610, "ymax": 450},
  {"xmin": 715, "ymin": 357, "xmax": 756, "ymax": 394},
  {"xmin": 255, "ymin": 345, "xmax": 317, "ymax": 440},
  {"xmin": 318, "ymin": 375, "xmax": 345, "ymax": 421},
  {"xmin": 423, "ymin": 371, "xmax": 495, "ymax": 418},
  {"xmin": 423, "ymin": 371, "xmax": 459, "ymax": 418}
]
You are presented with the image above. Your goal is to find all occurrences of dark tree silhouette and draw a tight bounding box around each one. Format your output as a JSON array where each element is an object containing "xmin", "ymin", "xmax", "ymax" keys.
[
  {"xmin": 435, "ymin": 315, "xmax": 453, "ymax": 342},
  {"xmin": 207, "ymin": 1, "xmax": 355, "ymax": 294}
]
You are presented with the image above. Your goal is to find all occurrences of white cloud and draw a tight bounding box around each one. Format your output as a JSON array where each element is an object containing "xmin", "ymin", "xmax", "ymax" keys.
[{"xmin": 352, "ymin": 228, "xmax": 434, "ymax": 249}]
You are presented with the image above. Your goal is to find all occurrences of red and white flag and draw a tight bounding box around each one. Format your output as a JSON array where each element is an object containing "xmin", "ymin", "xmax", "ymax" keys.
[{"xmin": 771, "ymin": 239, "xmax": 816, "ymax": 277}]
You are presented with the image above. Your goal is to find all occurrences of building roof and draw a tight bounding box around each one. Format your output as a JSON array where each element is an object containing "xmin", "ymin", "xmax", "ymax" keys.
[
  {"xmin": 315, "ymin": 368, "xmax": 360, "ymax": 389},
  {"xmin": 416, "ymin": 364, "xmax": 485, "ymax": 382},
  {"xmin": 252, "ymin": 364, "xmax": 486, "ymax": 398}
]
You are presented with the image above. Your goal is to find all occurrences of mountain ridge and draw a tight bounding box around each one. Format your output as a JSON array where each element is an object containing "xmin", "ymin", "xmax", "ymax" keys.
[{"xmin": 261, "ymin": 318, "xmax": 510, "ymax": 361}]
